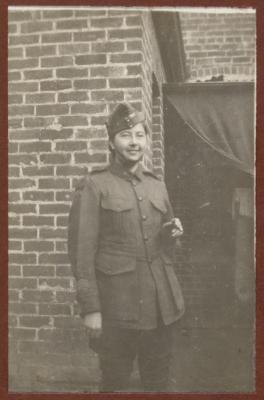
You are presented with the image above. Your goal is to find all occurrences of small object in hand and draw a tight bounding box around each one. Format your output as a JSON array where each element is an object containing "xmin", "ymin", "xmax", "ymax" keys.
[{"xmin": 163, "ymin": 218, "xmax": 183, "ymax": 238}]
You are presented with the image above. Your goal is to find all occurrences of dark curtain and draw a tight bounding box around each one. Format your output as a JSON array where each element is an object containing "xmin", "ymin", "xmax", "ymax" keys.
[{"xmin": 166, "ymin": 82, "xmax": 255, "ymax": 176}]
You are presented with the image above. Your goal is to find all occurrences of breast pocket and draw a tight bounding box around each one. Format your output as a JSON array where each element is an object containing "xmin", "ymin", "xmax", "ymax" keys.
[
  {"xmin": 149, "ymin": 196, "xmax": 167, "ymax": 228},
  {"xmin": 101, "ymin": 195, "xmax": 133, "ymax": 237}
]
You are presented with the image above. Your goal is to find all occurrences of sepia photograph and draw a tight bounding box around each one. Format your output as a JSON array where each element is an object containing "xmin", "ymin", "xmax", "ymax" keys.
[{"xmin": 7, "ymin": 5, "xmax": 256, "ymax": 394}]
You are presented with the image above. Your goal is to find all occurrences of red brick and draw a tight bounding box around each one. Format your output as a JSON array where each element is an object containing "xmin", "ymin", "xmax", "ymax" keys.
[
  {"xmin": 9, "ymin": 228, "xmax": 37, "ymax": 240},
  {"xmin": 24, "ymin": 241, "xmax": 54, "ymax": 253},
  {"xmin": 38, "ymin": 277, "xmax": 71, "ymax": 288},
  {"xmin": 127, "ymin": 41, "xmax": 142, "ymax": 51},
  {"xmin": 42, "ymin": 10, "xmax": 74, "ymax": 18},
  {"xmin": 9, "ymin": 278, "xmax": 37, "ymax": 290},
  {"xmin": 91, "ymin": 90, "xmax": 124, "ymax": 102},
  {"xmin": 9, "ymin": 265, "xmax": 21, "ymax": 276},
  {"xmin": 9, "ymin": 253, "xmax": 37, "ymax": 265},
  {"xmin": 19, "ymin": 142, "xmax": 51, "ymax": 153},
  {"xmin": 9, "ymin": 327, "xmax": 37, "ymax": 341},
  {"xmin": 9, "ymin": 179, "xmax": 36, "ymax": 190},
  {"xmin": 75, "ymin": 10, "xmax": 106, "ymax": 17},
  {"xmin": 91, "ymin": 17, "xmax": 123, "ymax": 28},
  {"xmin": 9, "ymin": 290, "xmax": 20, "ymax": 301},
  {"xmin": 23, "ymin": 191, "xmax": 54, "ymax": 202},
  {"xmin": 9, "ymin": 35, "xmax": 39, "ymax": 46},
  {"xmin": 126, "ymin": 16, "xmax": 142, "ymax": 26},
  {"xmin": 58, "ymin": 43, "xmax": 90, "ymax": 55},
  {"xmin": 19, "ymin": 316, "xmax": 51, "ymax": 328},
  {"xmin": 22, "ymin": 166, "xmax": 54, "ymax": 177},
  {"xmin": 38, "ymin": 178, "xmax": 70, "ymax": 190},
  {"xmin": 40, "ymin": 79, "xmax": 72, "ymax": 92},
  {"xmin": 109, "ymin": 77, "xmax": 142, "ymax": 88},
  {"xmin": 110, "ymin": 53, "xmax": 142, "ymax": 63},
  {"xmin": 91, "ymin": 65, "xmax": 126, "ymax": 77},
  {"xmin": 8, "ymin": 10, "xmax": 36, "ymax": 21},
  {"xmin": 36, "ymin": 104, "xmax": 69, "ymax": 116},
  {"xmin": 109, "ymin": 28, "xmax": 142, "ymax": 39},
  {"xmin": 90, "ymin": 140, "xmax": 108, "ymax": 151},
  {"xmin": 8, "ymin": 315, "xmax": 18, "ymax": 328},
  {"xmin": 8, "ymin": 24, "xmax": 17, "ymax": 34},
  {"xmin": 58, "ymin": 91, "xmax": 89, "ymax": 103},
  {"xmin": 9, "ymin": 105, "xmax": 34, "ymax": 116},
  {"xmin": 21, "ymin": 21, "xmax": 52, "ymax": 34},
  {"xmin": 215, "ymin": 57, "xmax": 231, "ymax": 63},
  {"xmin": 76, "ymin": 127, "xmax": 105, "ymax": 139},
  {"xmin": 56, "ymin": 19, "xmax": 87, "ymax": 30},
  {"xmin": 127, "ymin": 65, "xmax": 142, "ymax": 75},
  {"xmin": 42, "ymin": 32, "xmax": 72, "ymax": 43},
  {"xmin": 9, "ymin": 204, "xmax": 36, "ymax": 214},
  {"xmin": 23, "ymin": 265, "xmax": 55, "ymax": 277},
  {"xmin": 26, "ymin": 45, "xmax": 56, "ymax": 58},
  {"xmin": 8, "ymin": 215, "xmax": 20, "ymax": 226},
  {"xmin": 56, "ymin": 291, "xmax": 75, "ymax": 303},
  {"xmin": 55, "ymin": 242, "xmax": 68, "ymax": 252},
  {"xmin": 8, "ymin": 166, "xmax": 20, "ymax": 177},
  {"xmin": 23, "ymin": 216, "xmax": 54, "ymax": 227},
  {"xmin": 8, "ymin": 118, "xmax": 23, "ymax": 129},
  {"xmin": 24, "ymin": 116, "xmax": 54, "ymax": 128},
  {"xmin": 39, "ymin": 204, "xmax": 69, "ymax": 215},
  {"xmin": 75, "ymin": 54, "xmax": 106, "ymax": 65},
  {"xmin": 56, "ymin": 67, "xmax": 88, "ymax": 79},
  {"xmin": 22, "ymin": 290, "xmax": 54, "ymax": 303},
  {"xmin": 41, "ymin": 56, "xmax": 73, "ymax": 68},
  {"xmin": 8, "ymin": 47, "xmax": 23, "ymax": 58},
  {"xmin": 39, "ymin": 304, "xmax": 71, "ymax": 315},
  {"xmin": 9, "ymin": 94, "xmax": 23, "ymax": 104},
  {"xmin": 25, "ymin": 93, "xmax": 56, "ymax": 104},
  {"xmin": 55, "ymin": 141, "xmax": 87, "ymax": 152},
  {"xmin": 56, "ymin": 216, "xmax": 69, "ymax": 227},
  {"xmin": 8, "ymin": 58, "xmax": 39, "ymax": 70},
  {"xmin": 9, "ymin": 303, "xmax": 37, "ymax": 315},
  {"xmin": 59, "ymin": 115, "xmax": 88, "ymax": 127},
  {"xmin": 92, "ymin": 41, "xmax": 125, "ymax": 53},
  {"xmin": 233, "ymin": 56, "xmax": 251, "ymax": 63},
  {"xmin": 8, "ymin": 142, "xmax": 18, "ymax": 153},
  {"xmin": 9, "ymin": 241, "xmax": 22, "ymax": 251},
  {"xmin": 74, "ymin": 152, "xmax": 107, "ymax": 164},
  {"xmin": 40, "ymin": 128, "xmax": 74, "ymax": 141},
  {"xmin": 73, "ymin": 31, "xmax": 105, "ymax": 42},
  {"xmin": 56, "ymin": 265, "xmax": 73, "ymax": 277},
  {"xmin": 74, "ymin": 78, "xmax": 106, "ymax": 90},
  {"xmin": 91, "ymin": 116, "xmax": 108, "ymax": 126},
  {"xmin": 24, "ymin": 69, "xmax": 53, "ymax": 80},
  {"xmin": 39, "ymin": 153, "xmax": 71, "ymax": 165},
  {"xmin": 39, "ymin": 228, "xmax": 67, "ymax": 239},
  {"xmin": 56, "ymin": 166, "xmax": 86, "ymax": 177},
  {"xmin": 9, "ymin": 82, "xmax": 39, "ymax": 93},
  {"xmin": 71, "ymin": 103, "xmax": 106, "ymax": 115},
  {"xmin": 56, "ymin": 191, "xmax": 72, "ymax": 201},
  {"xmin": 9, "ymin": 154, "xmax": 38, "ymax": 166}
]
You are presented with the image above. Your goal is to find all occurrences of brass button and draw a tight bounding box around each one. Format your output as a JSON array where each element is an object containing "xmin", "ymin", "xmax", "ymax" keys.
[
  {"xmin": 142, "ymin": 215, "xmax": 147, "ymax": 220},
  {"xmin": 143, "ymin": 235, "xmax": 148, "ymax": 241},
  {"xmin": 138, "ymin": 196, "xmax": 143, "ymax": 201}
]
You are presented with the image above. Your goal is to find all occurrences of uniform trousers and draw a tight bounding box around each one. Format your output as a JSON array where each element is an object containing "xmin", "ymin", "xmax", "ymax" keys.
[{"xmin": 90, "ymin": 322, "xmax": 175, "ymax": 392}]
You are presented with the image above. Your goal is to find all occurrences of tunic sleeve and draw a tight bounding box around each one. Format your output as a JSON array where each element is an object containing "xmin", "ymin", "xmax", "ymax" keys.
[{"xmin": 68, "ymin": 176, "xmax": 101, "ymax": 316}]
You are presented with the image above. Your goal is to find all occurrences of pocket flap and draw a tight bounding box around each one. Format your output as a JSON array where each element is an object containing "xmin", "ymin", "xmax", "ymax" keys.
[
  {"xmin": 95, "ymin": 252, "xmax": 136, "ymax": 275},
  {"xmin": 150, "ymin": 197, "xmax": 167, "ymax": 214},
  {"xmin": 101, "ymin": 196, "xmax": 133, "ymax": 212}
]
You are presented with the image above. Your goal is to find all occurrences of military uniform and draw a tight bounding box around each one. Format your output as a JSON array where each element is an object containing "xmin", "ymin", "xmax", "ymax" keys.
[{"xmin": 68, "ymin": 103, "xmax": 184, "ymax": 392}]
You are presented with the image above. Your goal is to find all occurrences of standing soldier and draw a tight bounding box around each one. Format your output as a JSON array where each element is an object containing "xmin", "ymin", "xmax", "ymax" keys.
[{"xmin": 68, "ymin": 102, "xmax": 185, "ymax": 392}]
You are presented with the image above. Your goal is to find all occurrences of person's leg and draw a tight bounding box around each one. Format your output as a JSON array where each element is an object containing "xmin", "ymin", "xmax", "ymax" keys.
[
  {"xmin": 138, "ymin": 323, "xmax": 175, "ymax": 392},
  {"xmin": 98, "ymin": 326, "xmax": 138, "ymax": 392}
]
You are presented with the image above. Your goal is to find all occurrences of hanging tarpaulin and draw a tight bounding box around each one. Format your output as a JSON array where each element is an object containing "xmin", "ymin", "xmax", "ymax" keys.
[{"xmin": 165, "ymin": 82, "xmax": 255, "ymax": 175}]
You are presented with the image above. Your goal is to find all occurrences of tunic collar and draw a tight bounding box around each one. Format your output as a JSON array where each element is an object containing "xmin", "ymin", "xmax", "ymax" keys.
[{"xmin": 109, "ymin": 160, "xmax": 144, "ymax": 181}]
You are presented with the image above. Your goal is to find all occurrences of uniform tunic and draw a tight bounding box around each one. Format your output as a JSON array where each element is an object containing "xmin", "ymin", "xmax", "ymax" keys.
[{"xmin": 68, "ymin": 161, "xmax": 184, "ymax": 330}]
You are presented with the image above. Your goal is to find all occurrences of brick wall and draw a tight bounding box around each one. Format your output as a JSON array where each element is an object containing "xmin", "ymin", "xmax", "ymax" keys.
[
  {"xmin": 8, "ymin": 7, "xmax": 166, "ymax": 391},
  {"xmin": 180, "ymin": 11, "xmax": 256, "ymax": 82}
]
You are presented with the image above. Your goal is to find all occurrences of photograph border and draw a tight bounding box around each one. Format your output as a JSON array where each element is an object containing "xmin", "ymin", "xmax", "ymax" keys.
[{"xmin": 1, "ymin": 0, "xmax": 263, "ymax": 398}]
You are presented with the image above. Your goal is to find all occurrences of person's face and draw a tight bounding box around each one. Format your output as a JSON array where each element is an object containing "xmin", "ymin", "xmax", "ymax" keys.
[{"xmin": 110, "ymin": 123, "xmax": 147, "ymax": 165}]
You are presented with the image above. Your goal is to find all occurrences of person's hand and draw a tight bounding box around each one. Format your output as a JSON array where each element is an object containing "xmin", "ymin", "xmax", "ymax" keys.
[
  {"xmin": 162, "ymin": 218, "xmax": 183, "ymax": 239},
  {"xmin": 83, "ymin": 312, "xmax": 102, "ymax": 339}
]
